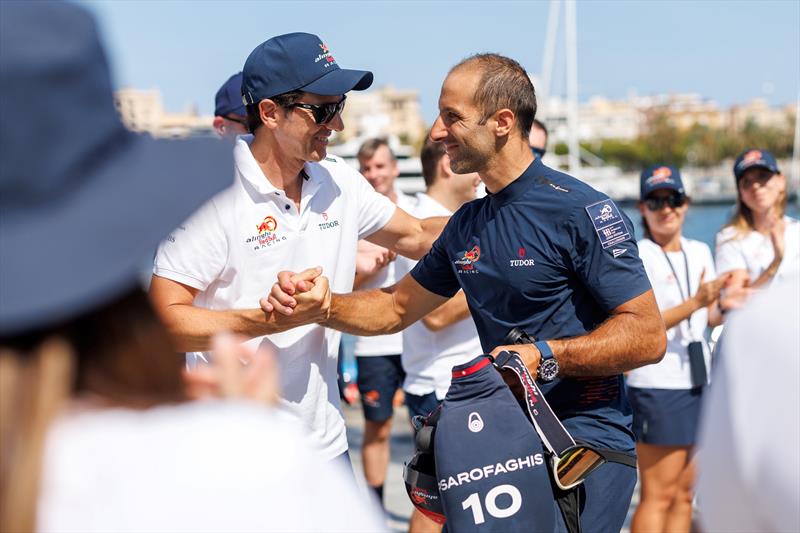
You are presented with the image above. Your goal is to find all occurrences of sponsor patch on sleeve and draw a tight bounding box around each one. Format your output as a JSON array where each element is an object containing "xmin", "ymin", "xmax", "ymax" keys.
[{"xmin": 584, "ymin": 199, "xmax": 631, "ymax": 249}]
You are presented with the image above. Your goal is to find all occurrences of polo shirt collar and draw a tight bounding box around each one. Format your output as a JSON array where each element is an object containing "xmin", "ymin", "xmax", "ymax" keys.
[
  {"xmin": 488, "ymin": 157, "xmax": 542, "ymax": 208},
  {"xmin": 233, "ymin": 135, "xmax": 321, "ymax": 198}
]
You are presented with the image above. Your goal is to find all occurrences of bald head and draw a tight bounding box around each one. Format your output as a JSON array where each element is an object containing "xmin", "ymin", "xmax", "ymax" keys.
[{"xmin": 450, "ymin": 54, "xmax": 537, "ymax": 138}]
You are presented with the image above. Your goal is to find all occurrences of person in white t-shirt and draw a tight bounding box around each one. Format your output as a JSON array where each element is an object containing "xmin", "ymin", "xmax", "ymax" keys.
[
  {"xmin": 347, "ymin": 138, "xmax": 417, "ymax": 507},
  {"xmin": 395, "ymin": 135, "xmax": 482, "ymax": 533},
  {"xmin": 149, "ymin": 33, "xmax": 446, "ymax": 464},
  {"xmin": 627, "ymin": 166, "xmax": 729, "ymax": 533},
  {"xmin": 715, "ymin": 148, "xmax": 799, "ymax": 305}
]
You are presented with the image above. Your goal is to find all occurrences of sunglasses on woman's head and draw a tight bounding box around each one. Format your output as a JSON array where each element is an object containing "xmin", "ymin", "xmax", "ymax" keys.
[
  {"xmin": 645, "ymin": 193, "xmax": 686, "ymax": 211},
  {"xmin": 286, "ymin": 96, "xmax": 347, "ymax": 125}
]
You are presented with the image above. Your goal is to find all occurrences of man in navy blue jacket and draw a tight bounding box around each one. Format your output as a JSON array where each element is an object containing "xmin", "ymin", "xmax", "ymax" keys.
[{"xmin": 267, "ymin": 53, "xmax": 666, "ymax": 532}]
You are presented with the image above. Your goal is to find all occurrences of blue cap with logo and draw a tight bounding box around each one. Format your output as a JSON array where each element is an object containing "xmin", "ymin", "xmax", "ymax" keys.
[
  {"xmin": 214, "ymin": 72, "xmax": 246, "ymax": 117},
  {"xmin": 640, "ymin": 165, "xmax": 685, "ymax": 199},
  {"xmin": 242, "ymin": 32, "xmax": 373, "ymax": 105},
  {"xmin": 733, "ymin": 148, "xmax": 780, "ymax": 180}
]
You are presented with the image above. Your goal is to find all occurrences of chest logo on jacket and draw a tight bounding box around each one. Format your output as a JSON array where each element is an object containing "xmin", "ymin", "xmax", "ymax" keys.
[
  {"xmin": 510, "ymin": 247, "xmax": 535, "ymax": 267},
  {"xmin": 454, "ymin": 245, "xmax": 481, "ymax": 274}
]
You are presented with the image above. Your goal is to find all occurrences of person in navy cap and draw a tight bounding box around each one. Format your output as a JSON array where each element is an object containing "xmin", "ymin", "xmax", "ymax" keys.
[
  {"xmin": 269, "ymin": 53, "xmax": 667, "ymax": 532},
  {"xmin": 212, "ymin": 72, "xmax": 248, "ymax": 138},
  {"xmin": 715, "ymin": 148, "xmax": 799, "ymax": 304},
  {"xmin": 627, "ymin": 165, "xmax": 729, "ymax": 533},
  {"xmin": 0, "ymin": 4, "xmax": 384, "ymax": 532},
  {"xmin": 149, "ymin": 32, "xmax": 447, "ymax": 467}
]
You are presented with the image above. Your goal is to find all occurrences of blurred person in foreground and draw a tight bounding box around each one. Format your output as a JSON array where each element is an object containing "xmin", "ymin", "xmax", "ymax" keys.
[
  {"xmin": 697, "ymin": 276, "xmax": 800, "ymax": 532},
  {"xmin": 0, "ymin": 3, "xmax": 384, "ymax": 532},
  {"xmin": 715, "ymin": 149, "xmax": 799, "ymax": 304},
  {"xmin": 528, "ymin": 118, "xmax": 548, "ymax": 159},
  {"xmin": 266, "ymin": 53, "xmax": 667, "ymax": 532},
  {"xmin": 213, "ymin": 72, "xmax": 249, "ymax": 138},
  {"xmin": 351, "ymin": 138, "xmax": 416, "ymax": 508},
  {"xmin": 627, "ymin": 166, "xmax": 729, "ymax": 533},
  {"xmin": 397, "ymin": 135, "xmax": 482, "ymax": 533},
  {"xmin": 149, "ymin": 32, "xmax": 446, "ymax": 466}
]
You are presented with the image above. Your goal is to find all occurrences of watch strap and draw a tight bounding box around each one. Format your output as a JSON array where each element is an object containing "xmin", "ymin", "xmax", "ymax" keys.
[{"xmin": 534, "ymin": 340, "xmax": 554, "ymax": 361}]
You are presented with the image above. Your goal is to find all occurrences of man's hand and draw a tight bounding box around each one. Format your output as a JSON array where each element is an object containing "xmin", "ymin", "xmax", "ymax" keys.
[
  {"xmin": 490, "ymin": 343, "xmax": 542, "ymax": 385},
  {"xmin": 356, "ymin": 240, "xmax": 396, "ymax": 276},
  {"xmin": 260, "ymin": 267, "xmax": 331, "ymax": 325}
]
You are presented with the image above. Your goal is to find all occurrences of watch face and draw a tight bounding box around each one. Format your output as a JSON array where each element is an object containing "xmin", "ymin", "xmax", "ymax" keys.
[{"xmin": 538, "ymin": 359, "xmax": 559, "ymax": 382}]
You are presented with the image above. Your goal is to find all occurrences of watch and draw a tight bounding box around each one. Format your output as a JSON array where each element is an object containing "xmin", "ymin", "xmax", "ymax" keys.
[{"xmin": 534, "ymin": 340, "xmax": 559, "ymax": 382}]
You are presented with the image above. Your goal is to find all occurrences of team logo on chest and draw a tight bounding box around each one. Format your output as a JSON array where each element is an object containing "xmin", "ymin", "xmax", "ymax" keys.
[
  {"xmin": 454, "ymin": 245, "xmax": 481, "ymax": 274},
  {"xmin": 245, "ymin": 215, "xmax": 287, "ymax": 249}
]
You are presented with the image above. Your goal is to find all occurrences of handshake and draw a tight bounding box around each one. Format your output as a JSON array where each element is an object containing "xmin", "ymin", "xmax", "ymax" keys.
[{"xmin": 259, "ymin": 266, "xmax": 332, "ymax": 326}]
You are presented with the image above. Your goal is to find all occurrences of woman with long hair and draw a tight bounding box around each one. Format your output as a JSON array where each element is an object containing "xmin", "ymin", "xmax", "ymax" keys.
[
  {"xmin": 715, "ymin": 148, "xmax": 799, "ymax": 297},
  {"xmin": 0, "ymin": 4, "xmax": 382, "ymax": 532},
  {"xmin": 627, "ymin": 166, "xmax": 729, "ymax": 533}
]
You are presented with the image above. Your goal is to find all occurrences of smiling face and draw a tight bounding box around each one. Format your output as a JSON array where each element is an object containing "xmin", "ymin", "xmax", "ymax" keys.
[
  {"xmin": 269, "ymin": 92, "xmax": 344, "ymax": 163},
  {"xmin": 429, "ymin": 67, "xmax": 496, "ymax": 175},
  {"xmin": 358, "ymin": 144, "xmax": 398, "ymax": 197},
  {"xmin": 638, "ymin": 189, "xmax": 689, "ymax": 241},
  {"xmin": 738, "ymin": 167, "xmax": 786, "ymax": 217}
]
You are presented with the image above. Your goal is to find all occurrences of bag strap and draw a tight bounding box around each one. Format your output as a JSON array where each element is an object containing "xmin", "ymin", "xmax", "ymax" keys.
[{"xmin": 492, "ymin": 350, "xmax": 576, "ymax": 456}]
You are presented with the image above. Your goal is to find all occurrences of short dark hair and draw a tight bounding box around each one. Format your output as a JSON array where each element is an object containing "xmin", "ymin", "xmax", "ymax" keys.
[
  {"xmin": 451, "ymin": 54, "xmax": 537, "ymax": 137},
  {"xmin": 532, "ymin": 118, "xmax": 548, "ymax": 139},
  {"xmin": 245, "ymin": 90, "xmax": 304, "ymax": 134},
  {"xmin": 356, "ymin": 137, "xmax": 395, "ymax": 163},
  {"xmin": 420, "ymin": 135, "xmax": 447, "ymax": 188}
]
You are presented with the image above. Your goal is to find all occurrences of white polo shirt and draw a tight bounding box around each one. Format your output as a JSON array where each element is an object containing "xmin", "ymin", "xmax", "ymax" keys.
[
  {"xmin": 154, "ymin": 136, "xmax": 395, "ymax": 459},
  {"xmin": 352, "ymin": 192, "xmax": 416, "ymax": 358},
  {"xmin": 395, "ymin": 193, "xmax": 482, "ymax": 399},
  {"xmin": 627, "ymin": 237, "xmax": 715, "ymax": 390}
]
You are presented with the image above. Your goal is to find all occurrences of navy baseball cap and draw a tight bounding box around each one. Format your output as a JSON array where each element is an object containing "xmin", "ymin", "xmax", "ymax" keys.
[
  {"xmin": 214, "ymin": 72, "xmax": 246, "ymax": 117},
  {"xmin": 242, "ymin": 32, "xmax": 373, "ymax": 104},
  {"xmin": 733, "ymin": 148, "xmax": 780, "ymax": 180},
  {"xmin": 640, "ymin": 165, "xmax": 685, "ymax": 199}
]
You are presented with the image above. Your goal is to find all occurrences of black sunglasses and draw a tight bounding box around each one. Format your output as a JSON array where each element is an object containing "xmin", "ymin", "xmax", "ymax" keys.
[
  {"xmin": 645, "ymin": 193, "xmax": 687, "ymax": 211},
  {"xmin": 286, "ymin": 96, "xmax": 346, "ymax": 125},
  {"xmin": 531, "ymin": 146, "xmax": 546, "ymax": 158}
]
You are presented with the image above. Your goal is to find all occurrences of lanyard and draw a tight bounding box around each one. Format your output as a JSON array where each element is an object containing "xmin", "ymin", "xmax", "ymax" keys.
[
  {"xmin": 660, "ymin": 247, "xmax": 691, "ymax": 302},
  {"xmin": 660, "ymin": 246, "xmax": 698, "ymax": 341},
  {"xmin": 492, "ymin": 350, "xmax": 575, "ymax": 455}
]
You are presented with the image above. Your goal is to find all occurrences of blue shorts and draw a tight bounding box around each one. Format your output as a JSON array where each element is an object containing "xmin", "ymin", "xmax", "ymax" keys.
[
  {"xmin": 553, "ymin": 461, "xmax": 637, "ymax": 533},
  {"xmin": 628, "ymin": 386, "xmax": 703, "ymax": 446},
  {"xmin": 405, "ymin": 391, "xmax": 441, "ymax": 420},
  {"xmin": 356, "ymin": 354, "xmax": 404, "ymax": 422}
]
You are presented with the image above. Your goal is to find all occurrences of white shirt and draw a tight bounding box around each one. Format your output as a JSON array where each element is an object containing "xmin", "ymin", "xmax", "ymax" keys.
[
  {"xmin": 396, "ymin": 193, "xmax": 482, "ymax": 399},
  {"xmin": 37, "ymin": 401, "xmax": 386, "ymax": 533},
  {"xmin": 697, "ymin": 278, "xmax": 800, "ymax": 533},
  {"xmin": 627, "ymin": 237, "xmax": 715, "ymax": 389},
  {"xmin": 715, "ymin": 215, "xmax": 800, "ymax": 285},
  {"xmin": 353, "ymin": 193, "xmax": 416, "ymax": 357},
  {"xmin": 154, "ymin": 136, "xmax": 395, "ymax": 459}
]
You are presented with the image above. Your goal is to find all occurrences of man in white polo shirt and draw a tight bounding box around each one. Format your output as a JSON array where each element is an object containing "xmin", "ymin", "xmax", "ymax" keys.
[{"xmin": 149, "ymin": 33, "xmax": 445, "ymax": 464}]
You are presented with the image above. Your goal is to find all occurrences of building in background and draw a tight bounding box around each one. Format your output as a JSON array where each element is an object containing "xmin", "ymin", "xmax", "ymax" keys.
[
  {"xmin": 337, "ymin": 85, "xmax": 427, "ymax": 147},
  {"xmin": 114, "ymin": 88, "xmax": 214, "ymax": 138}
]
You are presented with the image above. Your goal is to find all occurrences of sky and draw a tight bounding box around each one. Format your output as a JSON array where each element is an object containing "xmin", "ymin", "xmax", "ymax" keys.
[{"xmin": 79, "ymin": 0, "xmax": 799, "ymax": 124}]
